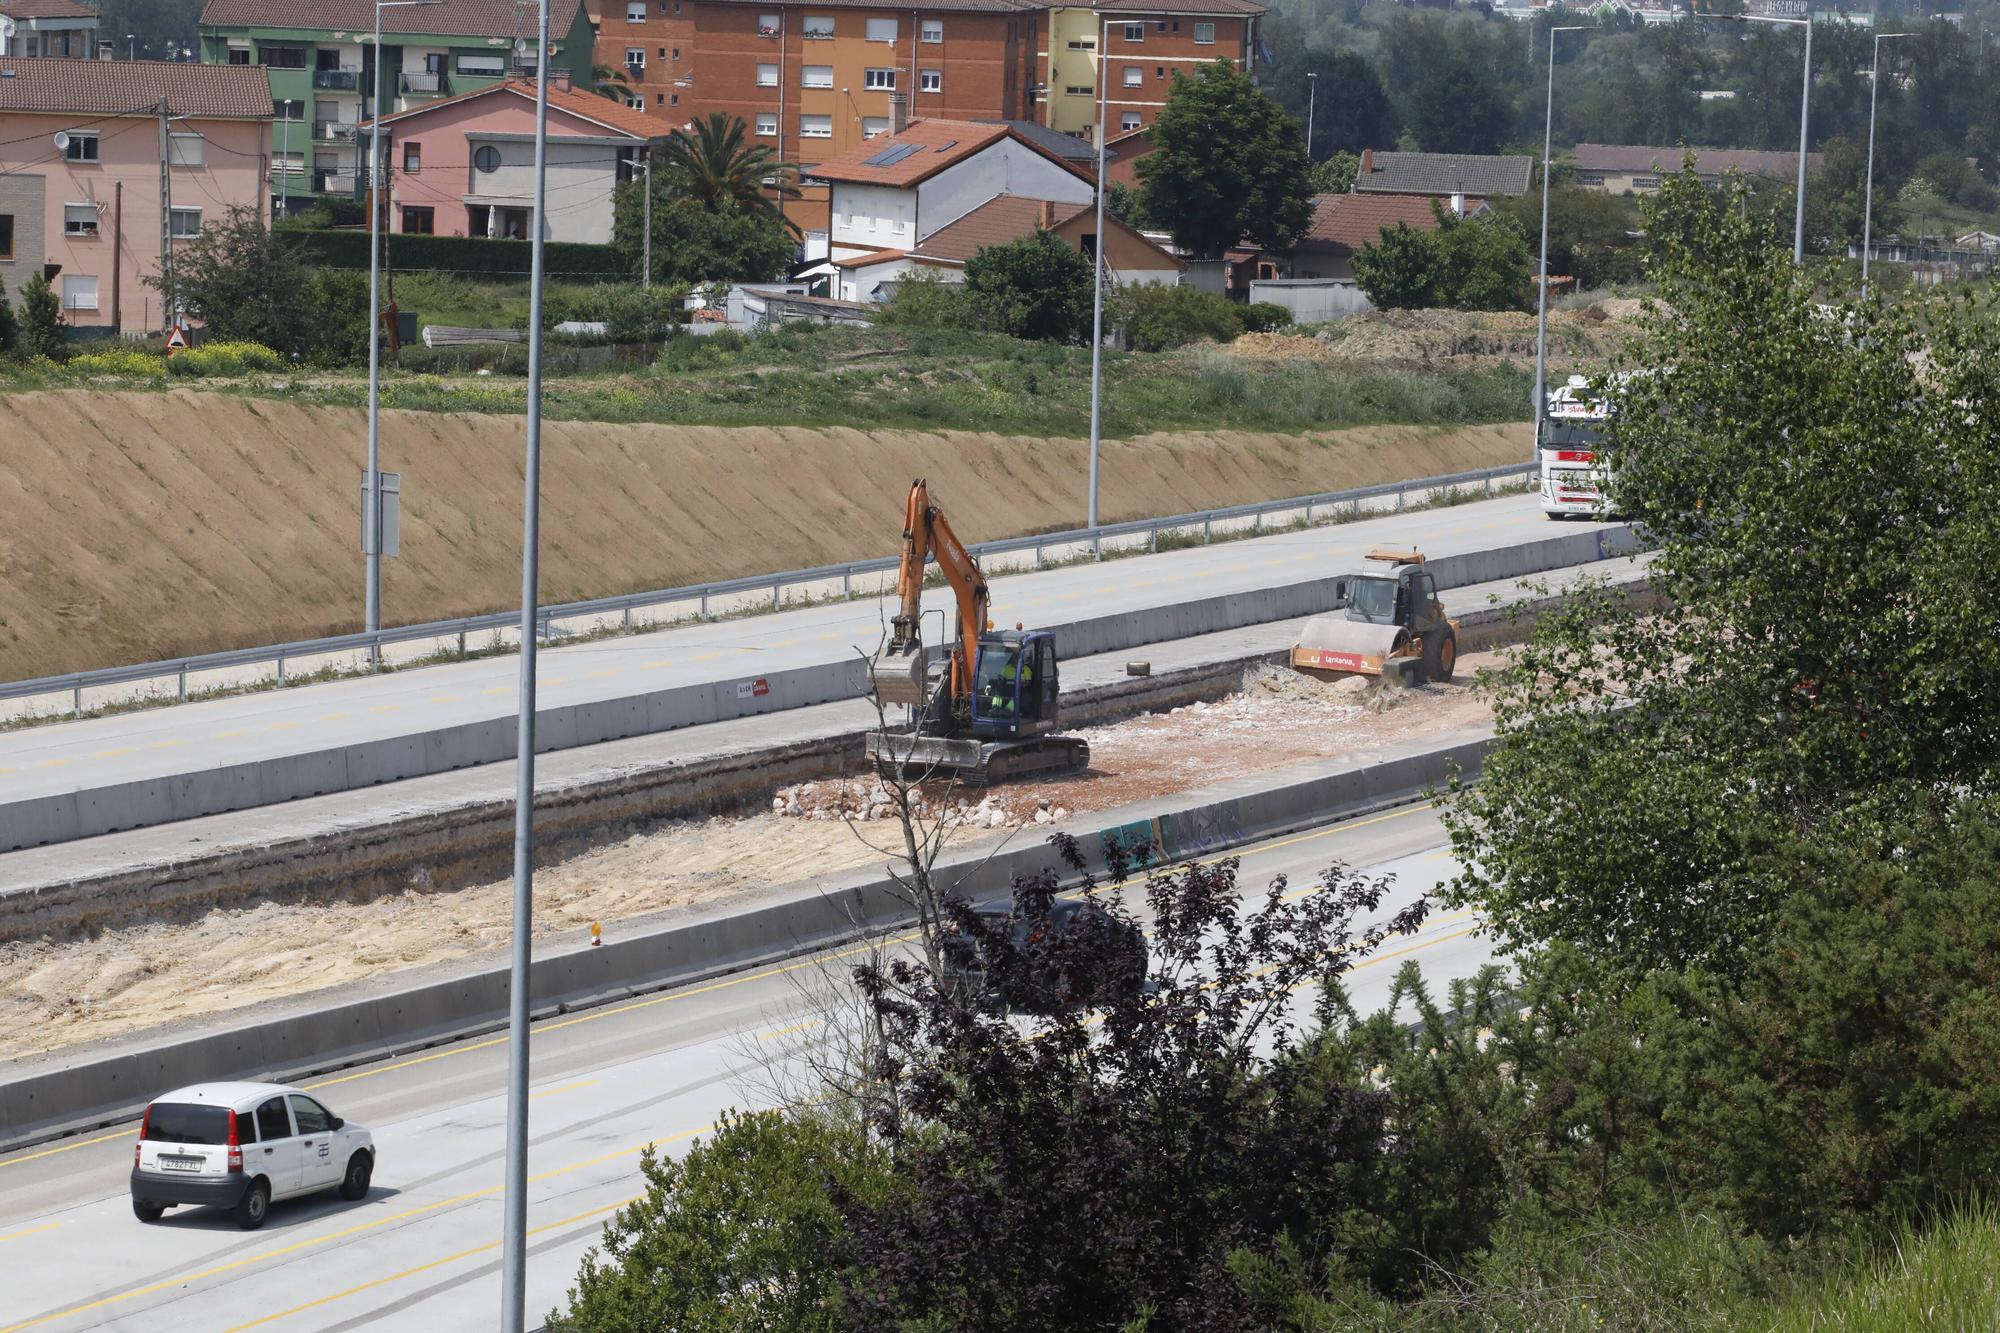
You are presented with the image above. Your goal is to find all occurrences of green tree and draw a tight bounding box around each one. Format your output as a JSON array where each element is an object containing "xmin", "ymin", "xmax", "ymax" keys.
[
  {"xmin": 1495, "ymin": 185, "xmax": 1645, "ymax": 290},
  {"xmin": 878, "ymin": 266, "xmax": 978, "ymax": 330},
  {"xmin": 615, "ymin": 114, "xmax": 801, "ymax": 285},
  {"xmin": 545, "ymin": 1110, "xmax": 892, "ymax": 1332},
  {"xmin": 1137, "ymin": 60, "xmax": 1313, "ymax": 258},
  {"xmin": 589, "ymin": 63, "xmax": 633, "ymax": 102},
  {"xmin": 656, "ymin": 112, "xmax": 800, "ymax": 233},
  {"xmin": 962, "ymin": 230, "xmax": 1094, "ymax": 343},
  {"xmin": 0, "ymin": 282, "xmax": 17, "ymax": 357},
  {"xmin": 1112, "ymin": 283, "xmax": 1243, "ymax": 351},
  {"xmin": 1349, "ymin": 221, "xmax": 1443, "ymax": 309},
  {"xmin": 17, "ymin": 271, "xmax": 65, "ymax": 358},
  {"xmin": 1306, "ymin": 150, "xmax": 1359, "ymax": 196},
  {"xmin": 1445, "ymin": 161, "xmax": 2000, "ymax": 978},
  {"xmin": 154, "ymin": 206, "xmax": 316, "ymax": 356},
  {"xmin": 1352, "ymin": 204, "xmax": 1529, "ymax": 311}
]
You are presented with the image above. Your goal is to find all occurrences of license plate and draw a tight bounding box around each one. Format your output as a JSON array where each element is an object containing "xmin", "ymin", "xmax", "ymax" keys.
[{"xmin": 158, "ymin": 1154, "xmax": 203, "ymax": 1172}]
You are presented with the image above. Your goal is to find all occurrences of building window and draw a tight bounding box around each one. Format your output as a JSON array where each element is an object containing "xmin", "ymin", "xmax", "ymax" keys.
[
  {"xmin": 802, "ymin": 64, "xmax": 833, "ymax": 88},
  {"xmin": 62, "ymin": 274, "xmax": 99, "ymax": 311},
  {"xmin": 656, "ymin": 93, "xmax": 666, "ymax": 104},
  {"xmin": 865, "ymin": 17, "xmax": 896, "ymax": 41},
  {"xmin": 672, "ymin": 47, "xmax": 680, "ymax": 58},
  {"xmin": 1194, "ymin": 21, "xmax": 1215, "ymax": 43},
  {"xmin": 64, "ymin": 132, "xmax": 99, "ymax": 163},
  {"xmin": 756, "ymin": 62, "xmax": 777, "ymax": 86},
  {"xmin": 921, "ymin": 18, "xmax": 942, "ymax": 41},
  {"xmin": 1066, "ymin": 38, "xmax": 1094, "ymax": 49},
  {"xmin": 1576, "ymin": 172, "xmax": 1606, "ymax": 186},
  {"xmin": 169, "ymin": 207, "xmax": 203, "ymax": 238},
  {"xmin": 1124, "ymin": 22, "xmax": 1144, "ymax": 40},
  {"xmin": 759, "ymin": 12, "xmax": 780, "ymax": 35},
  {"xmin": 403, "ymin": 142, "xmax": 421, "ymax": 172},
  {"xmin": 802, "ymin": 15, "xmax": 834, "ymax": 37},
  {"xmin": 625, "ymin": 47, "xmax": 645, "ymax": 70},
  {"xmin": 64, "ymin": 202, "xmax": 99, "ymax": 236},
  {"xmin": 474, "ymin": 144, "xmax": 502, "ymax": 173},
  {"xmin": 626, "ymin": 0, "xmax": 645, "ymax": 16},
  {"xmin": 403, "ymin": 206, "xmax": 435, "ymax": 233},
  {"xmin": 228, "ymin": 47, "xmax": 250, "ymax": 64},
  {"xmin": 168, "ymin": 133, "xmax": 205, "ymax": 167},
  {"xmin": 1064, "ymin": 85, "xmax": 1092, "ymax": 96},
  {"xmin": 864, "ymin": 67, "xmax": 895, "ymax": 90},
  {"xmin": 801, "ymin": 113, "xmax": 832, "ymax": 138},
  {"xmin": 273, "ymin": 99, "xmax": 304, "ymax": 120},
  {"xmin": 0, "ymin": 213, "xmax": 12, "ymax": 259},
  {"xmin": 275, "ymin": 149, "xmax": 305, "ymax": 169},
  {"xmin": 1631, "ymin": 176, "xmax": 1660, "ymax": 190},
  {"xmin": 458, "ymin": 53, "xmax": 505, "ymax": 75},
  {"xmin": 755, "ymin": 111, "xmax": 777, "ymax": 136},
  {"xmin": 862, "ymin": 116, "xmax": 889, "ymax": 138},
  {"xmin": 920, "ymin": 68, "xmax": 940, "ymax": 92},
  {"xmin": 671, "ymin": 92, "xmax": 679, "ymax": 105},
  {"xmin": 626, "ymin": 94, "xmax": 645, "ymax": 109},
  {"xmin": 1121, "ymin": 111, "xmax": 1141, "ymax": 131},
  {"xmin": 258, "ymin": 45, "xmax": 306, "ymax": 68},
  {"xmin": 1123, "ymin": 66, "xmax": 1141, "ymax": 86}
]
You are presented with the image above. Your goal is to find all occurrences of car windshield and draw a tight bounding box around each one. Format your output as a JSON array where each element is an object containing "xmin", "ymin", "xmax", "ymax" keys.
[
  {"xmin": 974, "ymin": 643, "xmax": 1023, "ymax": 716},
  {"xmin": 144, "ymin": 1103, "xmax": 230, "ymax": 1145},
  {"xmin": 1347, "ymin": 577, "xmax": 1398, "ymax": 624}
]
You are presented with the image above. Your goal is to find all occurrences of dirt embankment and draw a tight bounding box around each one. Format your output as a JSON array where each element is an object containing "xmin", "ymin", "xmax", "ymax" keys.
[
  {"xmin": 0, "ymin": 661, "xmax": 1497, "ymax": 1062},
  {"xmin": 1231, "ymin": 299, "xmax": 1643, "ymax": 372},
  {"xmin": 0, "ymin": 390, "xmax": 1528, "ymax": 679}
]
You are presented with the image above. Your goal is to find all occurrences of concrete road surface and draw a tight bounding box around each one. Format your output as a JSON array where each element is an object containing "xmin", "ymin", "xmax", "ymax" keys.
[
  {"xmin": 0, "ymin": 494, "xmax": 1598, "ymax": 821},
  {"xmin": 0, "ymin": 803, "xmax": 1496, "ymax": 1333}
]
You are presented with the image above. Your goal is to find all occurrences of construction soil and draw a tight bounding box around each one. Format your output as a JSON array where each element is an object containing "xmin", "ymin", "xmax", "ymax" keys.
[
  {"xmin": 1231, "ymin": 298, "xmax": 1644, "ymax": 372},
  {"xmin": 0, "ymin": 658, "xmax": 1498, "ymax": 1062},
  {"xmin": 0, "ymin": 389, "xmax": 1528, "ymax": 679}
]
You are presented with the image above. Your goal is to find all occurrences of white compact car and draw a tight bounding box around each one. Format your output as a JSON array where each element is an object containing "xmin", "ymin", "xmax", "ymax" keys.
[{"xmin": 130, "ymin": 1081, "xmax": 375, "ymax": 1230}]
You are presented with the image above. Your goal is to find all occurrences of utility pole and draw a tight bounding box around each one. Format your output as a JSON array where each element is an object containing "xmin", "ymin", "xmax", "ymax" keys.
[
  {"xmin": 1085, "ymin": 16, "xmax": 1110, "ymax": 547},
  {"xmin": 157, "ymin": 99, "xmax": 173, "ymax": 338},
  {"xmin": 498, "ymin": 3, "xmax": 552, "ymax": 1327},
  {"xmin": 641, "ymin": 148, "xmax": 652, "ymax": 288},
  {"xmin": 1861, "ymin": 32, "xmax": 1907, "ymax": 296},
  {"xmin": 1305, "ymin": 71, "xmax": 1316, "ymax": 161},
  {"xmin": 1533, "ymin": 27, "xmax": 1587, "ymax": 464}
]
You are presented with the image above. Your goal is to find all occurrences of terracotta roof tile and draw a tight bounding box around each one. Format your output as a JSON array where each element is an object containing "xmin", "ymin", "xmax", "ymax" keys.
[
  {"xmin": 374, "ymin": 77, "xmax": 673, "ymax": 138},
  {"xmin": 0, "ymin": 56, "xmax": 272, "ymax": 118},
  {"xmin": 915, "ymin": 194, "xmax": 1087, "ymax": 262},
  {"xmin": 1303, "ymin": 192, "xmax": 1486, "ymax": 253},
  {"xmin": 197, "ymin": 0, "xmax": 583, "ymax": 40},
  {"xmin": 0, "ymin": 0, "xmax": 98, "ymax": 20},
  {"xmin": 1088, "ymin": 0, "xmax": 1266, "ymax": 13},
  {"xmin": 807, "ymin": 117, "xmax": 1096, "ymax": 189}
]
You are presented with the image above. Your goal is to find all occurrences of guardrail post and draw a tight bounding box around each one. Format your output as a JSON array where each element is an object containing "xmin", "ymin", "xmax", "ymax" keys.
[
  {"xmin": 1252, "ymin": 511, "xmax": 1261, "ymax": 533},
  {"xmin": 622, "ymin": 606, "xmax": 632, "ymax": 632},
  {"xmin": 700, "ymin": 588, "xmax": 710, "ymax": 619},
  {"xmin": 73, "ymin": 683, "xmax": 82, "ymax": 718},
  {"xmin": 177, "ymin": 666, "xmax": 188, "ymax": 703},
  {"xmin": 1202, "ymin": 516, "xmax": 1212, "ymax": 544},
  {"xmin": 458, "ymin": 630, "xmax": 467, "ymax": 658},
  {"xmin": 842, "ymin": 569, "xmax": 852, "ymax": 599},
  {"xmin": 1034, "ymin": 540, "xmax": 1043, "ymax": 567},
  {"xmin": 1396, "ymin": 485, "xmax": 1407, "ymax": 512},
  {"xmin": 772, "ymin": 581, "xmax": 781, "ymax": 611},
  {"xmin": 278, "ymin": 653, "xmax": 287, "ymax": 684},
  {"xmin": 1305, "ymin": 501, "xmax": 1315, "ymax": 526},
  {"xmin": 1148, "ymin": 525, "xmax": 1158, "ymax": 552},
  {"xmin": 1484, "ymin": 475, "xmax": 1494, "ymax": 496}
]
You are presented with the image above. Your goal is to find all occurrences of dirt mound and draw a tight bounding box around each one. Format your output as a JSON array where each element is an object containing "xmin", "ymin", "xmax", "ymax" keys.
[
  {"xmin": 1232, "ymin": 301, "xmax": 1638, "ymax": 370},
  {"xmin": 0, "ymin": 391, "xmax": 1530, "ymax": 679}
]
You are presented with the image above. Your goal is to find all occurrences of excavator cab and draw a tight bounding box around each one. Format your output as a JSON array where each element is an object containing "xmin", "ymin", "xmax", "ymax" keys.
[{"xmin": 970, "ymin": 631, "xmax": 1061, "ymax": 737}]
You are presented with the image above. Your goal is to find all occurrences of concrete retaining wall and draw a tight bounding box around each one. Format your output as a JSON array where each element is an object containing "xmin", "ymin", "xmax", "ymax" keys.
[
  {"xmin": 0, "ymin": 526, "xmax": 1637, "ymax": 854},
  {"xmin": 0, "ymin": 732, "xmax": 1492, "ymax": 1153}
]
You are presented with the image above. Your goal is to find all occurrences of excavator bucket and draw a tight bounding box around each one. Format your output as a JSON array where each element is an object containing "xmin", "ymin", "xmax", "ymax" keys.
[
  {"xmin": 871, "ymin": 642, "xmax": 931, "ymax": 708},
  {"xmin": 1290, "ymin": 617, "xmax": 1406, "ymax": 677}
]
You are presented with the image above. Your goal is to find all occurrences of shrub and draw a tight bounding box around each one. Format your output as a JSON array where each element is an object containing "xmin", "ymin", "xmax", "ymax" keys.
[
  {"xmin": 963, "ymin": 231, "xmax": 1094, "ymax": 343},
  {"xmin": 541, "ymin": 282, "xmax": 686, "ymax": 342},
  {"xmin": 17, "ymin": 271, "xmax": 65, "ymax": 359},
  {"xmin": 167, "ymin": 340, "xmax": 286, "ymax": 377},
  {"xmin": 288, "ymin": 228, "xmax": 629, "ymax": 281},
  {"xmin": 1238, "ymin": 302, "xmax": 1293, "ymax": 333},
  {"xmin": 878, "ymin": 267, "xmax": 981, "ymax": 330},
  {"xmin": 69, "ymin": 347, "xmax": 167, "ymax": 378},
  {"xmin": 1114, "ymin": 283, "xmax": 1245, "ymax": 351}
]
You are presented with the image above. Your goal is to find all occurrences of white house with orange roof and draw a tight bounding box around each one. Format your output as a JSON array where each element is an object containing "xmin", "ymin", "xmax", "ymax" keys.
[{"xmin": 369, "ymin": 76, "xmax": 671, "ymax": 243}]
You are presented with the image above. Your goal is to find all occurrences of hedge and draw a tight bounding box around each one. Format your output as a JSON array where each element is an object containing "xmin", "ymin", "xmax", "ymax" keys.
[{"xmin": 283, "ymin": 228, "xmax": 631, "ymax": 280}]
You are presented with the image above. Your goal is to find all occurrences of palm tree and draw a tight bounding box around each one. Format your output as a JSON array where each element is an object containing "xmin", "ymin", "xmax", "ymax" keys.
[
  {"xmin": 656, "ymin": 112, "xmax": 802, "ymax": 236},
  {"xmin": 590, "ymin": 63, "xmax": 633, "ymax": 103}
]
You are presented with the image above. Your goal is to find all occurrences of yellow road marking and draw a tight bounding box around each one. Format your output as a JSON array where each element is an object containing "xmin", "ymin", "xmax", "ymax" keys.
[
  {"xmin": 0, "ymin": 1222, "xmax": 59, "ymax": 1245},
  {"xmin": 481, "ymin": 686, "xmax": 510, "ymax": 697},
  {"xmin": 215, "ymin": 1197, "xmax": 638, "ymax": 1333},
  {"xmin": 368, "ymin": 705, "xmax": 400, "ymax": 715},
  {"xmin": 215, "ymin": 729, "xmax": 246, "ymax": 740},
  {"xmin": 0, "ymin": 767, "xmax": 14, "ymax": 775},
  {"xmin": 316, "ymin": 713, "xmax": 344, "ymax": 723},
  {"xmin": 735, "ymin": 647, "xmax": 759, "ymax": 655},
  {"xmin": 817, "ymin": 632, "xmax": 842, "ymax": 641},
  {"xmin": 542, "ymin": 677, "xmax": 568, "ymax": 687},
  {"xmin": 530, "ymin": 1079, "xmax": 599, "ymax": 1101},
  {"xmin": 269, "ymin": 722, "xmax": 298, "ymax": 732},
  {"xmin": 0, "ymin": 1129, "xmax": 131, "ymax": 1171},
  {"xmin": 584, "ymin": 670, "xmax": 618, "ymax": 680},
  {"xmin": 758, "ymin": 1018, "xmax": 823, "ymax": 1041},
  {"xmin": 430, "ymin": 694, "xmax": 461, "ymax": 704},
  {"xmin": 690, "ymin": 652, "xmax": 721, "ymax": 663},
  {"xmin": 36, "ymin": 758, "xmax": 70, "ymax": 769},
  {"xmin": 149, "ymin": 739, "xmax": 185, "ymax": 750},
  {"xmin": 644, "ymin": 659, "xmax": 673, "ymax": 669},
  {"xmin": 92, "ymin": 747, "xmax": 132, "ymax": 759}
]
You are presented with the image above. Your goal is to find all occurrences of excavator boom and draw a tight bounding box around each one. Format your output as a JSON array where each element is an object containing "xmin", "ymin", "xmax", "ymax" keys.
[{"xmin": 873, "ymin": 479, "xmax": 989, "ymax": 710}]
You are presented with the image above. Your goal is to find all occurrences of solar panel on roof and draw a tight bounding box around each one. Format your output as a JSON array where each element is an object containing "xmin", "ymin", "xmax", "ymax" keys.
[
  {"xmin": 861, "ymin": 145, "xmax": 902, "ymax": 166},
  {"xmin": 933, "ymin": 140, "xmax": 956, "ymax": 152}
]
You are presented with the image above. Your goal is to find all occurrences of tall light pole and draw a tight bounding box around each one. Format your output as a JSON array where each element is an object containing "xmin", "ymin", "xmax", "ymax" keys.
[
  {"xmin": 1862, "ymin": 31, "xmax": 1907, "ymax": 296},
  {"xmin": 1305, "ymin": 71, "xmax": 1317, "ymax": 161},
  {"xmin": 1721, "ymin": 12, "xmax": 1813, "ymax": 263},
  {"xmin": 1086, "ymin": 15, "xmax": 1112, "ymax": 543},
  {"xmin": 365, "ymin": 0, "xmax": 441, "ymax": 642},
  {"xmin": 498, "ymin": 1, "xmax": 552, "ymax": 1327},
  {"xmin": 1533, "ymin": 25, "xmax": 1588, "ymax": 464}
]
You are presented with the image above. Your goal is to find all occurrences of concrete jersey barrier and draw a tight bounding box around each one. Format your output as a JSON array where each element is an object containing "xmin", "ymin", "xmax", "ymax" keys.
[
  {"xmin": 0, "ymin": 730, "xmax": 1494, "ymax": 1153},
  {"xmin": 0, "ymin": 525, "xmax": 1634, "ymax": 854}
]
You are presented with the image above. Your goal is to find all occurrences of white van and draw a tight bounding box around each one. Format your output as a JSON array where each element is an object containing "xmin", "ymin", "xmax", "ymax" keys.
[{"xmin": 130, "ymin": 1081, "xmax": 375, "ymax": 1230}]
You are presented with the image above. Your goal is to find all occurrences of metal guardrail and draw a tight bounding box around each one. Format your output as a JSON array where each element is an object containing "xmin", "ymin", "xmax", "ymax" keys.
[{"xmin": 0, "ymin": 463, "xmax": 1536, "ymax": 715}]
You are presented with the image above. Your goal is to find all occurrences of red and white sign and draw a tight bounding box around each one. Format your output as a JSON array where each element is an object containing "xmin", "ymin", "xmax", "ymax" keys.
[{"xmin": 735, "ymin": 678, "xmax": 771, "ymax": 699}]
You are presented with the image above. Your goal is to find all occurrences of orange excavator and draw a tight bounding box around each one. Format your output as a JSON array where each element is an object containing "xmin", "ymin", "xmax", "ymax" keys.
[{"xmin": 866, "ymin": 479, "xmax": 1090, "ymax": 784}]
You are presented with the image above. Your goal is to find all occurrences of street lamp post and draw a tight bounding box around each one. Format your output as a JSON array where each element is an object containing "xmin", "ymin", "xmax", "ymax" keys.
[
  {"xmin": 365, "ymin": 0, "xmax": 442, "ymax": 644},
  {"xmin": 1086, "ymin": 16, "xmax": 1112, "ymax": 544},
  {"xmin": 1532, "ymin": 25, "xmax": 1588, "ymax": 464},
  {"xmin": 498, "ymin": 5, "xmax": 552, "ymax": 1328},
  {"xmin": 1721, "ymin": 12, "xmax": 1813, "ymax": 262},
  {"xmin": 1305, "ymin": 71, "xmax": 1316, "ymax": 161},
  {"xmin": 1862, "ymin": 31, "xmax": 1908, "ymax": 296}
]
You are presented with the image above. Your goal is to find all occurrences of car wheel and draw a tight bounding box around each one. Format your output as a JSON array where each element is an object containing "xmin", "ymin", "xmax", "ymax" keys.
[
  {"xmin": 132, "ymin": 1199, "xmax": 165, "ymax": 1223},
  {"xmin": 339, "ymin": 1152, "xmax": 373, "ymax": 1202},
  {"xmin": 234, "ymin": 1179, "xmax": 271, "ymax": 1231}
]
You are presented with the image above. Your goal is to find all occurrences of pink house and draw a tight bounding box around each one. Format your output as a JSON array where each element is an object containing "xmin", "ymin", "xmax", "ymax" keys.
[
  {"xmin": 373, "ymin": 78, "xmax": 671, "ymax": 245},
  {"xmin": 0, "ymin": 57, "xmax": 272, "ymax": 336}
]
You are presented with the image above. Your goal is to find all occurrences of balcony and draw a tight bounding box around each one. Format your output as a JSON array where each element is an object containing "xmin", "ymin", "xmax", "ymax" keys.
[
  {"xmin": 318, "ymin": 171, "xmax": 358, "ymax": 195},
  {"xmin": 314, "ymin": 121, "xmax": 358, "ymax": 142},
  {"xmin": 801, "ymin": 27, "xmax": 835, "ymax": 39},
  {"xmin": 400, "ymin": 70, "xmax": 448, "ymax": 95},
  {"xmin": 313, "ymin": 68, "xmax": 361, "ymax": 91}
]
